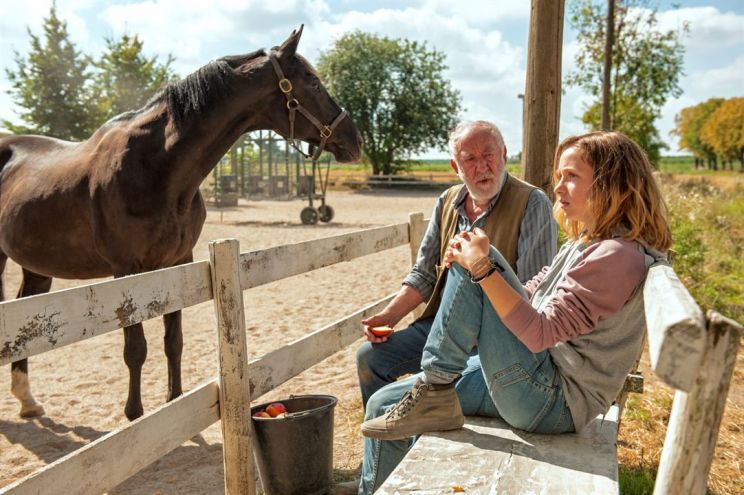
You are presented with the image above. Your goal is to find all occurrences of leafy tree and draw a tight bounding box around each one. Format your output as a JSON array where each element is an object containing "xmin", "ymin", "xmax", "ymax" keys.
[
  {"xmin": 566, "ymin": 0, "xmax": 687, "ymax": 165},
  {"xmin": 4, "ymin": 4, "xmax": 98, "ymax": 140},
  {"xmin": 701, "ymin": 98, "xmax": 744, "ymax": 171},
  {"xmin": 93, "ymin": 34, "xmax": 176, "ymax": 121},
  {"xmin": 674, "ymin": 98, "xmax": 724, "ymax": 169},
  {"xmin": 317, "ymin": 31, "xmax": 461, "ymax": 175}
]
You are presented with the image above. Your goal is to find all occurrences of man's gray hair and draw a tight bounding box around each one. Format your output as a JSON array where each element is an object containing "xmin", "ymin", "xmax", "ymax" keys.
[{"xmin": 448, "ymin": 120, "xmax": 506, "ymax": 158}]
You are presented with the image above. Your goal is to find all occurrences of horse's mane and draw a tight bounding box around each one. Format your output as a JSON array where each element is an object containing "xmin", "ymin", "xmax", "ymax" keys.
[{"xmin": 146, "ymin": 49, "xmax": 267, "ymax": 128}]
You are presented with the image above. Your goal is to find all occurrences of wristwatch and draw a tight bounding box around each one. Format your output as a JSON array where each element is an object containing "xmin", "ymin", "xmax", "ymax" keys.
[{"xmin": 469, "ymin": 256, "xmax": 505, "ymax": 284}]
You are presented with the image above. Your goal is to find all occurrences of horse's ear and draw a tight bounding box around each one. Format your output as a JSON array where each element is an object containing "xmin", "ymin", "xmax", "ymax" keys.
[{"xmin": 279, "ymin": 25, "xmax": 303, "ymax": 59}]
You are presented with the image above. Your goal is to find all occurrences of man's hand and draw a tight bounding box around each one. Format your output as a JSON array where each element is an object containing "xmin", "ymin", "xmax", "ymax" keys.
[
  {"xmin": 360, "ymin": 285, "xmax": 424, "ymax": 343},
  {"xmin": 361, "ymin": 314, "xmax": 396, "ymax": 343}
]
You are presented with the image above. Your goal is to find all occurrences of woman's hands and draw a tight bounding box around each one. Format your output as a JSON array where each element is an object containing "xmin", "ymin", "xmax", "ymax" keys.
[{"xmin": 444, "ymin": 227, "xmax": 491, "ymax": 272}]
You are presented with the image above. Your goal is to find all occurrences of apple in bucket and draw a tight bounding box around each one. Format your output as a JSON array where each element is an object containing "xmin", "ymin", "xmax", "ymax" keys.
[{"xmin": 265, "ymin": 402, "xmax": 288, "ymax": 418}]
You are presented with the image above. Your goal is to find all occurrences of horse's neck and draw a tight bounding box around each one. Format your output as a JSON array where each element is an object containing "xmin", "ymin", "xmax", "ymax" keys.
[{"xmin": 150, "ymin": 80, "xmax": 275, "ymax": 198}]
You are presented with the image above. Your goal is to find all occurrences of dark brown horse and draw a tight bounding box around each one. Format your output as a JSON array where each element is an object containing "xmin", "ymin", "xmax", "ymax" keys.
[{"xmin": 0, "ymin": 27, "xmax": 361, "ymax": 420}]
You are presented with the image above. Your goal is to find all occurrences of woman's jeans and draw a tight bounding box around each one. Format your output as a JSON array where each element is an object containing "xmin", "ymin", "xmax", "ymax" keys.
[{"xmin": 360, "ymin": 249, "xmax": 574, "ymax": 494}]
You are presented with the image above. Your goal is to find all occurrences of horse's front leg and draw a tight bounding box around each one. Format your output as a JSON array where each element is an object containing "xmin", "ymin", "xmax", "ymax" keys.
[
  {"xmin": 123, "ymin": 323, "xmax": 147, "ymax": 420},
  {"xmin": 163, "ymin": 310, "xmax": 183, "ymax": 401}
]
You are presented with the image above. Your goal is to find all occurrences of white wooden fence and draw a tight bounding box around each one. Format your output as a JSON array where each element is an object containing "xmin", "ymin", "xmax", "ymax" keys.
[
  {"xmin": 1, "ymin": 211, "xmax": 740, "ymax": 494},
  {"xmin": 0, "ymin": 215, "xmax": 422, "ymax": 495}
]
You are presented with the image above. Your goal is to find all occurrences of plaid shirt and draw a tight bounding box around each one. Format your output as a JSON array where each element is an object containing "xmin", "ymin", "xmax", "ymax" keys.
[{"xmin": 403, "ymin": 172, "xmax": 557, "ymax": 300}]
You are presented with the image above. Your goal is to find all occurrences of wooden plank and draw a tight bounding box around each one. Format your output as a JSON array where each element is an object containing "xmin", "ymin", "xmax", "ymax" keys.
[
  {"xmin": 210, "ymin": 240, "xmax": 255, "ymax": 495},
  {"xmin": 653, "ymin": 311, "xmax": 742, "ymax": 495},
  {"xmin": 0, "ymin": 381, "xmax": 220, "ymax": 495},
  {"xmin": 643, "ymin": 263, "xmax": 707, "ymax": 391},
  {"xmin": 1, "ymin": 294, "xmax": 395, "ymax": 495},
  {"xmin": 247, "ymin": 294, "xmax": 394, "ymax": 397},
  {"xmin": 378, "ymin": 406, "xmax": 619, "ymax": 494},
  {"xmin": 238, "ymin": 224, "xmax": 409, "ymax": 289},
  {"xmin": 0, "ymin": 261, "xmax": 213, "ymax": 366}
]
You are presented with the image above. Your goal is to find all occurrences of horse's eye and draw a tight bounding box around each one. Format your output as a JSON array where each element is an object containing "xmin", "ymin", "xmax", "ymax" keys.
[{"xmin": 311, "ymin": 76, "xmax": 320, "ymax": 90}]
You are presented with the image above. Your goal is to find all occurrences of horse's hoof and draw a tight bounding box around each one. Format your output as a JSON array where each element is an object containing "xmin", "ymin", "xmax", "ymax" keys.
[
  {"xmin": 19, "ymin": 403, "xmax": 45, "ymax": 418},
  {"xmin": 125, "ymin": 405, "xmax": 144, "ymax": 421}
]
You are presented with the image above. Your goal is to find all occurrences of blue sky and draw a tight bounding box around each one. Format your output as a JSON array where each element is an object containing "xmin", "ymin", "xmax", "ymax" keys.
[{"xmin": 1, "ymin": 0, "xmax": 742, "ymax": 158}]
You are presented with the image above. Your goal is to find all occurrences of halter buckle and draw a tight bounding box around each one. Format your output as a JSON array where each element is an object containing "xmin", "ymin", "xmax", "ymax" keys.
[
  {"xmin": 287, "ymin": 98, "xmax": 299, "ymax": 110},
  {"xmin": 320, "ymin": 126, "xmax": 333, "ymax": 139},
  {"xmin": 279, "ymin": 79, "xmax": 293, "ymax": 93}
]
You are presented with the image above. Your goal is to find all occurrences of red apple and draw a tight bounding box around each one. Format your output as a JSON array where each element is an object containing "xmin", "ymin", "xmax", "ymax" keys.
[
  {"xmin": 252, "ymin": 410, "xmax": 271, "ymax": 418},
  {"xmin": 265, "ymin": 402, "xmax": 288, "ymax": 417},
  {"xmin": 369, "ymin": 325, "xmax": 393, "ymax": 338}
]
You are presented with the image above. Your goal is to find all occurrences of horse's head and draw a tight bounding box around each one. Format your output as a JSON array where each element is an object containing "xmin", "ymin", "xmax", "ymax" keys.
[{"xmin": 259, "ymin": 26, "xmax": 362, "ymax": 163}]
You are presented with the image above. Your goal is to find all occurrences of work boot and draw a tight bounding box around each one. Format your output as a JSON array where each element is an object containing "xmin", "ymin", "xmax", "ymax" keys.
[{"xmin": 361, "ymin": 378, "xmax": 464, "ymax": 440}]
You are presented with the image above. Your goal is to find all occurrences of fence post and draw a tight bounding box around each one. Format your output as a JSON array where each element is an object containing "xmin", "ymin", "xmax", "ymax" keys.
[
  {"xmin": 653, "ymin": 311, "xmax": 742, "ymax": 495},
  {"xmin": 408, "ymin": 212, "xmax": 426, "ymax": 320},
  {"xmin": 209, "ymin": 239, "xmax": 255, "ymax": 495}
]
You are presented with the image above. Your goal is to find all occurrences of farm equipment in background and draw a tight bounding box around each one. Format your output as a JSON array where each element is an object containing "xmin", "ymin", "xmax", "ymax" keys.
[
  {"xmin": 298, "ymin": 147, "xmax": 334, "ymax": 225},
  {"xmin": 211, "ymin": 131, "xmax": 335, "ymax": 225}
]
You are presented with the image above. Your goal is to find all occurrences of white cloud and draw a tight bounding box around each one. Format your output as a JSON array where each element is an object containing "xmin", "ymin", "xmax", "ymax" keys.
[
  {"xmin": 689, "ymin": 56, "xmax": 744, "ymax": 95},
  {"xmin": 658, "ymin": 6, "xmax": 744, "ymax": 51},
  {"xmin": 99, "ymin": 0, "xmax": 330, "ymax": 73},
  {"xmin": 418, "ymin": 0, "xmax": 530, "ymax": 24}
]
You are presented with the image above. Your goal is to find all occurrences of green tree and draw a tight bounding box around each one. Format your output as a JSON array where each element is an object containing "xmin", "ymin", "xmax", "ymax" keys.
[
  {"xmin": 317, "ymin": 31, "xmax": 461, "ymax": 175},
  {"xmin": 93, "ymin": 34, "xmax": 176, "ymax": 120},
  {"xmin": 674, "ymin": 98, "xmax": 724, "ymax": 169},
  {"xmin": 701, "ymin": 97, "xmax": 744, "ymax": 171},
  {"xmin": 566, "ymin": 0, "xmax": 687, "ymax": 164},
  {"xmin": 4, "ymin": 4, "xmax": 98, "ymax": 140}
]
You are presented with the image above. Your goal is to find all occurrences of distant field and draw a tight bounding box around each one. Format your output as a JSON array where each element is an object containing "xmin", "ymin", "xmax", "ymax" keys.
[
  {"xmin": 330, "ymin": 158, "xmax": 522, "ymax": 174},
  {"xmin": 330, "ymin": 155, "xmax": 744, "ymax": 176}
]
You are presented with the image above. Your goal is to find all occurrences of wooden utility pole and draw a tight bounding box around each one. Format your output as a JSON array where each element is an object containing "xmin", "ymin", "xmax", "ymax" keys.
[
  {"xmin": 522, "ymin": 0, "xmax": 565, "ymax": 198},
  {"xmin": 601, "ymin": 0, "xmax": 616, "ymax": 130}
]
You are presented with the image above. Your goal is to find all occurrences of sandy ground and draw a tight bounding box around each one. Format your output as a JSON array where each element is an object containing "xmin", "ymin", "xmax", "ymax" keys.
[{"xmin": 0, "ymin": 189, "xmax": 440, "ymax": 493}]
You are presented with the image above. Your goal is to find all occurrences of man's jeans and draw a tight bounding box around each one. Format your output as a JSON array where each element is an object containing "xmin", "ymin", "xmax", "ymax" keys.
[
  {"xmin": 360, "ymin": 250, "xmax": 574, "ymax": 494},
  {"xmin": 356, "ymin": 317, "xmax": 434, "ymax": 408}
]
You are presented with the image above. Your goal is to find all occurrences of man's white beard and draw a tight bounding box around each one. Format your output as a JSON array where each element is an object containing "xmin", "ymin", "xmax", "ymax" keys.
[{"xmin": 460, "ymin": 171, "xmax": 503, "ymax": 204}]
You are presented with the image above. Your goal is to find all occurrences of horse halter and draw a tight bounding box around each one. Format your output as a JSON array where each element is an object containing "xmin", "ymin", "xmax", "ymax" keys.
[{"xmin": 269, "ymin": 54, "xmax": 347, "ymax": 161}]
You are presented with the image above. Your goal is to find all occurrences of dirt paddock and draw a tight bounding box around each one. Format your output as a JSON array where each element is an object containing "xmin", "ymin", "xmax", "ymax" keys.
[{"xmin": 0, "ymin": 189, "xmax": 440, "ymax": 493}]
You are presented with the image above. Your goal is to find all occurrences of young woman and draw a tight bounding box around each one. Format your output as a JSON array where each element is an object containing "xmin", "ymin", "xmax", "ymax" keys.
[{"xmin": 355, "ymin": 131, "xmax": 673, "ymax": 494}]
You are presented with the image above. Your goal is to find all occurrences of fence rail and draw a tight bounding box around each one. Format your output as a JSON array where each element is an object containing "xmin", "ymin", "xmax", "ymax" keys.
[
  {"xmin": 0, "ymin": 216, "xmax": 424, "ymax": 495},
  {"xmin": 0, "ymin": 223, "xmax": 410, "ymax": 367}
]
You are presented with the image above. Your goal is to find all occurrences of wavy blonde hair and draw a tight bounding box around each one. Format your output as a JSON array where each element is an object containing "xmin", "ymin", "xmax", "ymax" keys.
[{"xmin": 552, "ymin": 131, "xmax": 672, "ymax": 251}]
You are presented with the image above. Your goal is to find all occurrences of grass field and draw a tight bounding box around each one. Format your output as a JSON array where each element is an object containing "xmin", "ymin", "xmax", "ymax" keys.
[
  {"xmin": 332, "ymin": 155, "xmax": 740, "ymax": 175},
  {"xmin": 616, "ymin": 174, "xmax": 743, "ymax": 495}
]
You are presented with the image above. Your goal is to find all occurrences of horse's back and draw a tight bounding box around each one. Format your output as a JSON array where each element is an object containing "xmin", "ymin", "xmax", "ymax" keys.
[
  {"xmin": 0, "ymin": 134, "xmax": 112, "ymax": 278},
  {"xmin": 0, "ymin": 134, "xmax": 79, "ymax": 177}
]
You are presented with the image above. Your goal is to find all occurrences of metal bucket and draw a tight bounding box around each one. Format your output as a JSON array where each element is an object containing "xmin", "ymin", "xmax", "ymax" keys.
[{"xmin": 250, "ymin": 395, "xmax": 337, "ymax": 495}]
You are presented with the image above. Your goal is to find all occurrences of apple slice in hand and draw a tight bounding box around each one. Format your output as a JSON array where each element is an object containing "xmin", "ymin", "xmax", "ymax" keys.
[{"xmin": 369, "ymin": 325, "xmax": 393, "ymax": 338}]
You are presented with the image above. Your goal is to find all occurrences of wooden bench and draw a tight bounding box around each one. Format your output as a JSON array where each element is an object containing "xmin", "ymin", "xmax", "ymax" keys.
[{"xmin": 377, "ymin": 239, "xmax": 742, "ymax": 494}]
